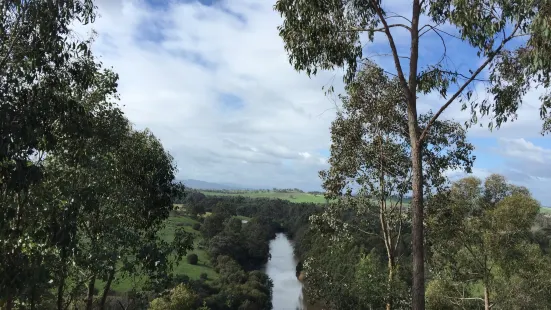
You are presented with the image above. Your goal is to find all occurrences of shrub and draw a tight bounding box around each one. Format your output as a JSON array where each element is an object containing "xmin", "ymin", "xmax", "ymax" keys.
[
  {"xmin": 193, "ymin": 223, "xmax": 201, "ymax": 231},
  {"xmin": 187, "ymin": 253, "xmax": 198, "ymax": 265},
  {"xmin": 200, "ymin": 273, "xmax": 208, "ymax": 280},
  {"xmin": 149, "ymin": 284, "xmax": 197, "ymax": 310}
]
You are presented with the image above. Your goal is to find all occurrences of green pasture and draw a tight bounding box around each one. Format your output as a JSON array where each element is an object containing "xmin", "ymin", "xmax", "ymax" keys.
[{"xmin": 201, "ymin": 190, "xmax": 328, "ymax": 204}]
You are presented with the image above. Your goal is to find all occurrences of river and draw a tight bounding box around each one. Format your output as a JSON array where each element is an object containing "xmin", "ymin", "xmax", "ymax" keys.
[{"xmin": 265, "ymin": 233, "xmax": 308, "ymax": 310}]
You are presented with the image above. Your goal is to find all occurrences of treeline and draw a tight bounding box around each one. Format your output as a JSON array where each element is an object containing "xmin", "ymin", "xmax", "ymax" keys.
[
  {"xmin": 181, "ymin": 191, "xmax": 320, "ymax": 246},
  {"xmin": 196, "ymin": 188, "xmax": 325, "ymax": 195},
  {"xmin": 0, "ymin": 2, "xmax": 193, "ymax": 309}
]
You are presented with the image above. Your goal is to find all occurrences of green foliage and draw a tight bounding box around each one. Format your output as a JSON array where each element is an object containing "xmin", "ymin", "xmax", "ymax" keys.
[
  {"xmin": 208, "ymin": 256, "xmax": 273, "ymax": 310},
  {"xmin": 0, "ymin": 1, "xmax": 111, "ymax": 306},
  {"xmin": 193, "ymin": 223, "xmax": 202, "ymax": 231},
  {"xmin": 201, "ymin": 213, "xmax": 227, "ymax": 239},
  {"xmin": 427, "ymin": 174, "xmax": 551, "ymax": 309},
  {"xmin": 149, "ymin": 284, "xmax": 198, "ymax": 310},
  {"xmin": 187, "ymin": 254, "xmax": 199, "ymax": 265},
  {"xmin": 352, "ymin": 252, "xmax": 391, "ymax": 308},
  {"xmin": 213, "ymin": 202, "xmax": 238, "ymax": 218},
  {"xmin": 0, "ymin": 1, "xmax": 192, "ymax": 308}
]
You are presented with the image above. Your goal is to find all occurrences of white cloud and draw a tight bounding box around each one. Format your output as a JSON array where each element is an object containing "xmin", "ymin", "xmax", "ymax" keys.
[
  {"xmin": 443, "ymin": 167, "xmax": 492, "ymax": 182},
  {"xmin": 75, "ymin": 0, "xmax": 337, "ymax": 190},
  {"xmin": 497, "ymin": 138, "xmax": 551, "ymax": 164},
  {"xmin": 73, "ymin": 0, "xmax": 550, "ymax": 201}
]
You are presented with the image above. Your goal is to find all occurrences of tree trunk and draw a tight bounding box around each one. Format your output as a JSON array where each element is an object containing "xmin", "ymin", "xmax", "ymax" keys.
[
  {"xmin": 5, "ymin": 295, "xmax": 13, "ymax": 310},
  {"xmin": 410, "ymin": 141, "xmax": 425, "ymax": 310},
  {"xmin": 100, "ymin": 268, "xmax": 116, "ymax": 310},
  {"xmin": 484, "ymin": 286, "xmax": 490, "ymax": 310},
  {"xmin": 57, "ymin": 277, "xmax": 65, "ymax": 310},
  {"xmin": 30, "ymin": 280, "xmax": 37, "ymax": 310},
  {"xmin": 407, "ymin": 0, "xmax": 424, "ymax": 308},
  {"xmin": 86, "ymin": 275, "xmax": 96, "ymax": 310},
  {"xmin": 386, "ymin": 254, "xmax": 395, "ymax": 310}
]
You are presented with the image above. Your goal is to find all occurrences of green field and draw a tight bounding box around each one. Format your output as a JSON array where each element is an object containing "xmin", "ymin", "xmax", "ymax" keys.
[
  {"xmin": 107, "ymin": 214, "xmax": 218, "ymax": 293},
  {"xmin": 540, "ymin": 207, "xmax": 551, "ymax": 214},
  {"xmin": 201, "ymin": 190, "xmax": 328, "ymax": 203}
]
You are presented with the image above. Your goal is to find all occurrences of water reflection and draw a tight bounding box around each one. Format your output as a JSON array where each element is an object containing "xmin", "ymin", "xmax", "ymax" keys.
[{"xmin": 265, "ymin": 233, "xmax": 307, "ymax": 310}]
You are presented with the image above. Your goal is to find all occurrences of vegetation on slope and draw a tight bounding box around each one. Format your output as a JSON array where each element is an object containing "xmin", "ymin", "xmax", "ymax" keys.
[{"xmin": 201, "ymin": 189, "xmax": 329, "ymax": 204}]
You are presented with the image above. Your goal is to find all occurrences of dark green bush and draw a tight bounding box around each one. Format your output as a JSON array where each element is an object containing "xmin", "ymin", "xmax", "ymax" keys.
[
  {"xmin": 187, "ymin": 253, "xmax": 198, "ymax": 265},
  {"xmin": 193, "ymin": 223, "xmax": 201, "ymax": 231}
]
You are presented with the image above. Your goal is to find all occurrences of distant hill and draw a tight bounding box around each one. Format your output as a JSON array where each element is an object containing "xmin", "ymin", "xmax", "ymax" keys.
[{"xmin": 182, "ymin": 179, "xmax": 244, "ymax": 191}]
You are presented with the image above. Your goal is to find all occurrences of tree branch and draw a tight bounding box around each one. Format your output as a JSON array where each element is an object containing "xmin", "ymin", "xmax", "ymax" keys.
[
  {"xmin": 421, "ymin": 68, "xmax": 491, "ymax": 83},
  {"xmin": 368, "ymin": 52, "xmax": 411, "ymax": 60},
  {"xmin": 418, "ymin": 22, "xmax": 522, "ymax": 143},
  {"xmin": 420, "ymin": 24, "xmax": 463, "ymax": 40},
  {"xmin": 386, "ymin": 12, "xmax": 413, "ymax": 24},
  {"xmin": 408, "ymin": 0, "xmax": 422, "ymax": 128},
  {"xmin": 342, "ymin": 24, "xmax": 412, "ymax": 33},
  {"xmin": 370, "ymin": 0, "xmax": 412, "ymax": 101},
  {"xmin": 417, "ymin": 24, "xmax": 447, "ymax": 66}
]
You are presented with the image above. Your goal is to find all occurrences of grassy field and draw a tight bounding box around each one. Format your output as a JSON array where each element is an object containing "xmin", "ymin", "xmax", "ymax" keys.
[
  {"xmin": 159, "ymin": 214, "xmax": 219, "ymax": 280},
  {"xmin": 201, "ymin": 190, "xmax": 328, "ymax": 204},
  {"xmin": 107, "ymin": 213, "xmax": 218, "ymax": 293},
  {"xmin": 540, "ymin": 207, "xmax": 551, "ymax": 214}
]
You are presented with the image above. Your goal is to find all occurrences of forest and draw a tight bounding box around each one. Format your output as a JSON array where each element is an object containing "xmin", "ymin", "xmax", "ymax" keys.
[{"xmin": 2, "ymin": 0, "xmax": 551, "ymax": 309}]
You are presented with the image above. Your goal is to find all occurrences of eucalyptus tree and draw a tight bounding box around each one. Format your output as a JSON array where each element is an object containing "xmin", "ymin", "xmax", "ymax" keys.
[
  {"xmin": 317, "ymin": 63, "xmax": 474, "ymax": 309},
  {"xmin": 47, "ymin": 125, "xmax": 193, "ymax": 310},
  {"xmin": 426, "ymin": 174, "xmax": 551, "ymax": 310},
  {"xmin": 0, "ymin": 0, "xmax": 105, "ymax": 308},
  {"xmin": 274, "ymin": 1, "xmax": 551, "ymax": 307}
]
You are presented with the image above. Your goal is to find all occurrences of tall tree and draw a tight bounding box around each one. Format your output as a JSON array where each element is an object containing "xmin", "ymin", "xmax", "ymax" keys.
[
  {"xmin": 0, "ymin": 1, "xmax": 103, "ymax": 307},
  {"xmin": 274, "ymin": 1, "xmax": 551, "ymax": 307},
  {"xmin": 319, "ymin": 63, "xmax": 474, "ymax": 309}
]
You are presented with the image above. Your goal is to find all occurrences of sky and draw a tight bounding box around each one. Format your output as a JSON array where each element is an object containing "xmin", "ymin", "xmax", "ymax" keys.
[{"xmin": 73, "ymin": 0, "xmax": 551, "ymax": 204}]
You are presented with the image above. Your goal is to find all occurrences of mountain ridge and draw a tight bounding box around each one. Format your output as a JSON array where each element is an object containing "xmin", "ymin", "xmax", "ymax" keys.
[{"xmin": 180, "ymin": 179, "xmax": 250, "ymax": 190}]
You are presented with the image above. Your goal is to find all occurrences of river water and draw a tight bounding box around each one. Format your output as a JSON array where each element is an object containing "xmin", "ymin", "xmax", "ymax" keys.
[{"xmin": 265, "ymin": 233, "xmax": 308, "ymax": 310}]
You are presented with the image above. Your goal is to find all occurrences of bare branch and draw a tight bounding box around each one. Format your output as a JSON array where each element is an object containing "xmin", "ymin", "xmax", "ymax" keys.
[
  {"xmin": 342, "ymin": 23, "xmax": 412, "ymax": 33},
  {"xmin": 340, "ymin": 218, "xmax": 384, "ymax": 240},
  {"xmin": 420, "ymin": 24, "xmax": 463, "ymax": 41},
  {"xmin": 118, "ymin": 301, "xmax": 128, "ymax": 310},
  {"xmin": 386, "ymin": 12, "xmax": 413, "ymax": 24},
  {"xmin": 368, "ymin": 52, "xmax": 411, "ymax": 60},
  {"xmin": 418, "ymin": 22, "xmax": 522, "ymax": 143},
  {"xmin": 420, "ymin": 68, "xmax": 491, "ymax": 83},
  {"xmin": 418, "ymin": 24, "xmax": 447, "ymax": 66},
  {"xmin": 370, "ymin": 0, "xmax": 412, "ymax": 100},
  {"xmin": 408, "ymin": 0, "xmax": 422, "ymax": 104}
]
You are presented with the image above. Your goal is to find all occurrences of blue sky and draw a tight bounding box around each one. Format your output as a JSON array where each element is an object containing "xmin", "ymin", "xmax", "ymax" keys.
[{"xmin": 80, "ymin": 0, "xmax": 551, "ymax": 204}]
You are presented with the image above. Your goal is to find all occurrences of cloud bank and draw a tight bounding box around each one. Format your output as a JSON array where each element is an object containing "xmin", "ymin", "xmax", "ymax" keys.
[{"xmin": 75, "ymin": 0, "xmax": 551, "ymax": 203}]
